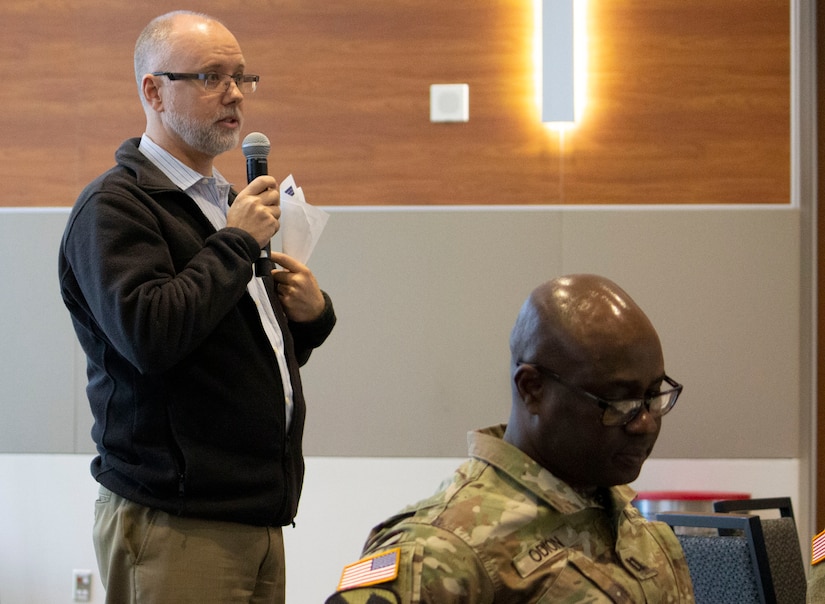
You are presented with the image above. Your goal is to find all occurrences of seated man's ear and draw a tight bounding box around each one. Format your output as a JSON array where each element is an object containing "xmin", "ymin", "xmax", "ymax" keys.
[{"xmin": 514, "ymin": 364, "xmax": 545, "ymax": 414}]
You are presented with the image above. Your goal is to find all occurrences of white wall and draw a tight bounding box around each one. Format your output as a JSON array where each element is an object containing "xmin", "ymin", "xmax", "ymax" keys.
[{"xmin": 0, "ymin": 454, "xmax": 803, "ymax": 604}]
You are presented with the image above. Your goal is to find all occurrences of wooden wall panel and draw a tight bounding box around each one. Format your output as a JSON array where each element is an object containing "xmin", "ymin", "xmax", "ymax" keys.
[{"xmin": 0, "ymin": 0, "xmax": 789, "ymax": 206}]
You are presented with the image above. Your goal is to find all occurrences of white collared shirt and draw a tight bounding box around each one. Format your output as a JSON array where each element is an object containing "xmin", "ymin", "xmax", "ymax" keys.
[{"xmin": 138, "ymin": 134, "xmax": 294, "ymax": 431}]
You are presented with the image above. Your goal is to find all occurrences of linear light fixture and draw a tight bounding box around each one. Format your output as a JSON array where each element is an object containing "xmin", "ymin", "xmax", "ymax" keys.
[{"xmin": 537, "ymin": 0, "xmax": 587, "ymax": 126}]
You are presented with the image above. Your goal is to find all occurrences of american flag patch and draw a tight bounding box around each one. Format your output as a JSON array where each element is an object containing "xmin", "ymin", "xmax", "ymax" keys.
[
  {"xmin": 337, "ymin": 548, "xmax": 400, "ymax": 591},
  {"xmin": 813, "ymin": 529, "xmax": 825, "ymax": 565}
]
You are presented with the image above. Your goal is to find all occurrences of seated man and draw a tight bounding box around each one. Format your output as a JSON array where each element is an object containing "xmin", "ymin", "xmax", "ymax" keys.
[{"xmin": 326, "ymin": 274, "xmax": 695, "ymax": 603}]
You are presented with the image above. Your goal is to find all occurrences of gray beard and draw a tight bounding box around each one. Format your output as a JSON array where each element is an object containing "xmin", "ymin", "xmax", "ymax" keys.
[{"xmin": 165, "ymin": 110, "xmax": 239, "ymax": 158}]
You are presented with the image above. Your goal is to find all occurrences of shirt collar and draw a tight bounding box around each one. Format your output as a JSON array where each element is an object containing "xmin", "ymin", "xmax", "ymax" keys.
[{"xmin": 138, "ymin": 134, "xmax": 230, "ymax": 192}]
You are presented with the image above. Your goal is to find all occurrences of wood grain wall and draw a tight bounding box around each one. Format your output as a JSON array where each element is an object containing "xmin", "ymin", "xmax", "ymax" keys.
[{"xmin": 0, "ymin": 0, "xmax": 790, "ymax": 206}]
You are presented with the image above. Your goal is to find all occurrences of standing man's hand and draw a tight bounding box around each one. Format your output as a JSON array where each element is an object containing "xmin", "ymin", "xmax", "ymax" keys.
[
  {"xmin": 270, "ymin": 252, "xmax": 325, "ymax": 322},
  {"xmin": 227, "ymin": 175, "xmax": 280, "ymax": 247}
]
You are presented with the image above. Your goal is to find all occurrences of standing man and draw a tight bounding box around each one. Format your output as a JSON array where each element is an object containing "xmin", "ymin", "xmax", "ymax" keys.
[
  {"xmin": 326, "ymin": 275, "xmax": 693, "ymax": 603},
  {"xmin": 59, "ymin": 11, "xmax": 335, "ymax": 603}
]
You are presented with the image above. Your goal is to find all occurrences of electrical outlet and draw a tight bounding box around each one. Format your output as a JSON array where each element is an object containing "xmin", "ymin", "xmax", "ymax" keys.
[{"xmin": 72, "ymin": 569, "xmax": 92, "ymax": 602}]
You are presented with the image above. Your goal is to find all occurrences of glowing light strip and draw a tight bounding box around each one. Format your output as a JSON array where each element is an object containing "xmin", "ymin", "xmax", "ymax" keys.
[{"xmin": 534, "ymin": 0, "xmax": 588, "ymax": 129}]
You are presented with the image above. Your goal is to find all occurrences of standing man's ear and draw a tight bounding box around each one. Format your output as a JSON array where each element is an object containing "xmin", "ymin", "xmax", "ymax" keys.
[{"xmin": 142, "ymin": 74, "xmax": 165, "ymax": 112}]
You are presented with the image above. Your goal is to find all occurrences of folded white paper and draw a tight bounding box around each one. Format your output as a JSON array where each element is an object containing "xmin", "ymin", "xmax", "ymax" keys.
[{"xmin": 279, "ymin": 174, "xmax": 329, "ymax": 264}]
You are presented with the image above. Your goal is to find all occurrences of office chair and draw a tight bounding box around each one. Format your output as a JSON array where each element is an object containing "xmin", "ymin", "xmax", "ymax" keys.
[
  {"xmin": 657, "ymin": 511, "xmax": 776, "ymax": 604},
  {"xmin": 713, "ymin": 497, "xmax": 807, "ymax": 604}
]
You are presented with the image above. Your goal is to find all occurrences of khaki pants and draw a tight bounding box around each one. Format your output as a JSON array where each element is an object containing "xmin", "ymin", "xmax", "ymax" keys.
[{"xmin": 93, "ymin": 486, "xmax": 286, "ymax": 604}]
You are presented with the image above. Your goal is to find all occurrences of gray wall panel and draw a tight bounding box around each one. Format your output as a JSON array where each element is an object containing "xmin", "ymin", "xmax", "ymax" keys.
[
  {"xmin": 0, "ymin": 207, "xmax": 802, "ymax": 459},
  {"xmin": 300, "ymin": 209, "xmax": 565, "ymax": 457},
  {"xmin": 302, "ymin": 207, "xmax": 801, "ymax": 458},
  {"xmin": 0, "ymin": 210, "xmax": 76, "ymax": 452},
  {"xmin": 560, "ymin": 209, "xmax": 800, "ymax": 458}
]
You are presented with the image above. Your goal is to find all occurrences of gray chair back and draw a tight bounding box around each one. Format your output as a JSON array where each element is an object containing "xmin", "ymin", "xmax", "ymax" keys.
[
  {"xmin": 714, "ymin": 497, "xmax": 807, "ymax": 604},
  {"xmin": 657, "ymin": 511, "xmax": 776, "ymax": 604},
  {"xmin": 678, "ymin": 533, "xmax": 763, "ymax": 603}
]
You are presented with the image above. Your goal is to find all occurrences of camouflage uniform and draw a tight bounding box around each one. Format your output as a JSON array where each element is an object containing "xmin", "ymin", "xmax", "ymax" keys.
[
  {"xmin": 809, "ymin": 560, "xmax": 824, "ymax": 603},
  {"xmin": 326, "ymin": 425, "xmax": 694, "ymax": 604}
]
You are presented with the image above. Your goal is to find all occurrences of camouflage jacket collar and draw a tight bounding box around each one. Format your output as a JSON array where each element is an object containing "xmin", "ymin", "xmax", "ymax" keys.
[{"xmin": 468, "ymin": 424, "xmax": 637, "ymax": 516}]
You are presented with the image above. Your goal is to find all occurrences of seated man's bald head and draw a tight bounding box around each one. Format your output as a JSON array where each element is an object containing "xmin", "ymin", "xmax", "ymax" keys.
[
  {"xmin": 505, "ymin": 274, "xmax": 668, "ymax": 489},
  {"xmin": 510, "ymin": 274, "xmax": 661, "ymax": 379}
]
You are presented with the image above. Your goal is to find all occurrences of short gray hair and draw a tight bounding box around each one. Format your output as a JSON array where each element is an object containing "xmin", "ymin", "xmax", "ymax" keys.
[{"xmin": 133, "ymin": 11, "xmax": 222, "ymax": 93}]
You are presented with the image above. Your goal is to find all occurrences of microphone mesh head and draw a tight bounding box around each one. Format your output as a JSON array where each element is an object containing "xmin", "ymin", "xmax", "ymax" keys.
[{"xmin": 242, "ymin": 132, "xmax": 270, "ymax": 158}]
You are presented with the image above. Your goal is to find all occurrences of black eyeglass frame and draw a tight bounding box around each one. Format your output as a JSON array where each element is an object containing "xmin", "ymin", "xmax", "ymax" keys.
[
  {"xmin": 151, "ymin": 71, "xmax": 260, "ymax": 93},
  {"xmin": 518, "ymin": 362, "xmax": 683, "ymax": 426}
]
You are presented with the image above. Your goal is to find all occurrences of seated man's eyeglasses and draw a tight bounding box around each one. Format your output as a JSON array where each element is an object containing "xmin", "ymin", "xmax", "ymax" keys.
[
  {"xmin": 152, "ymin": 72, "xmax": 260, "ymax": 94},
  {"xmin": 518, "ymin": 362, "xmax": 682, "ymax": 426}
]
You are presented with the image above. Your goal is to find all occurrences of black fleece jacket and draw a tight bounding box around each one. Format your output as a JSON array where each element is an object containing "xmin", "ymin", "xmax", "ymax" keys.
[{"xmin": 58, "ymin": 138, "xmax": 336, "ymax": 526}]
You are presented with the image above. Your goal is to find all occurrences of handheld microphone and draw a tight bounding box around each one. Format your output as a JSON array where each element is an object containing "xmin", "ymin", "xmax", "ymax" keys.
[{"xmin": 241, "ymin": 132, "xmax": 272, "ymax": 277}]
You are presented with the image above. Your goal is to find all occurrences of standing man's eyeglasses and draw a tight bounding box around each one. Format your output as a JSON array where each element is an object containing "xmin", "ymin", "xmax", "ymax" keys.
[{"xmin": 152, "ymin": 72, "xmax": 260, "ymax": 94}]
